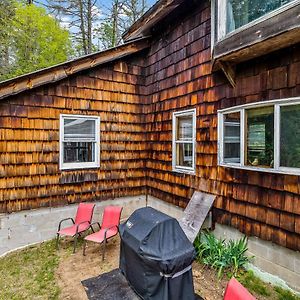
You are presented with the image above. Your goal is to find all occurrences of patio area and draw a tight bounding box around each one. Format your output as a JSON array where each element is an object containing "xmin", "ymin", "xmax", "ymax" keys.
[{"xmin": 0, "ymin": 233, "xmax": 299, "ymax": 300}]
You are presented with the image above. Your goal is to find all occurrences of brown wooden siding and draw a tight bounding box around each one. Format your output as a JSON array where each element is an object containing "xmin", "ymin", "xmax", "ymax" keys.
[
  {"xmin": 0, "ymin": 0, "xmax": 299, "ymax": 252},
  {"xmin": 0, "ymin": 58, "xmax": 147, "ymax": 213},
  {"xmin": 143, "ymin": 0, "xmax": 300, "ymax": 251}
]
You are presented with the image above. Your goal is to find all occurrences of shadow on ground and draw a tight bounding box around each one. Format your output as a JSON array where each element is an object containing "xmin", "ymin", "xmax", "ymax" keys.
[{"xmin": 82, "ymin": 268, "xmax": 203, "ymax": 300}]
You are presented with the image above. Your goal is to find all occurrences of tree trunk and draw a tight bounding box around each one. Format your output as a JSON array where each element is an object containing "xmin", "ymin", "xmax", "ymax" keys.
[
  {"xmin": 111, "ymin": 0, "xmax": 119, "ymax": 47},
  {"xmin": 87, "ymin": 0, "xmax": 92, "ymax": 53},
  {"xmin": 79, "ymin": 0, "xmax": 88, "ymax": 54}
]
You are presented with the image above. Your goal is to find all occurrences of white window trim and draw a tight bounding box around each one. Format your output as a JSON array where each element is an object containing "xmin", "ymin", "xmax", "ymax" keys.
[
  {"xmin": 172, "ymin": 108, "xmax": 196, "ymax": 174},
  {"xmin": 59, "ymin": 114, "xmax": 100, "ymax": 170},
  {"xmin": 215, "ymin": 0, "xmax": 300, "ymax": 41},
  {"xmin": 218, "ymin": 97, "xmax": 300, "ymax": 176}
]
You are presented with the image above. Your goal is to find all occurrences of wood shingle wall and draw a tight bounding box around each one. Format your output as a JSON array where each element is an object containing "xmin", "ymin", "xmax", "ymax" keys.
[
  {"xmin": 143, "ymin": 0, "xmax": 300, "ymax": 251},
  {"xmin": 0, "ymin": 57, "xmax": 147, "ymax": 213},
  {"xmin": 0, "ymin": 0, "xmax": 299, "ymax": 252}
]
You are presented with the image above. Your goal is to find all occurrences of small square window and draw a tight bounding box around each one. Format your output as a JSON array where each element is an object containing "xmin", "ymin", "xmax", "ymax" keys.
[
  {"xmin": 60, "ymin": 115, "xmax": 100, "ymax": 170},
  {"xmin": 172, "ymin": 109, "xmax": 196, "ymax": 173}
]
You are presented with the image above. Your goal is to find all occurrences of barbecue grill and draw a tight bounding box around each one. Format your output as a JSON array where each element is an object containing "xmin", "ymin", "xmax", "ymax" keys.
[{"xmin": 119, "ymin": 207, "xmax": 195, "ymax": 300}]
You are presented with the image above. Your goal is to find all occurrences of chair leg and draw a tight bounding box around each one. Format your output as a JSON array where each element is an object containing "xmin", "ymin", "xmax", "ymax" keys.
[
  {"xmin": 102, "ymin": 238, "xmax": 107, "ymax": 261},
  {"xmin": 56, "ymin": 233, "xmax": 60, "ymax": 250},
  {"xmin": 73, "ymin": 234, "xmax": 78, "ymax": 254},
  {"xmin": 83, "ymin": 240, "xmax": 87, "ymax": 256}
]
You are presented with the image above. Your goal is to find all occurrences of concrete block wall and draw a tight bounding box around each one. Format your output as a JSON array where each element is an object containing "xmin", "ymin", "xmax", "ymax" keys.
[
  {"xmin": 1, "ymin": 194, "xmax": 299, "ymax": 294},
  {"xmin": 0, "ymin": 195, "xmax": 146, "ymax": 257},
  {"xmin": 213, "ymin": 223, "xmax": 300, "ymax": 293}
]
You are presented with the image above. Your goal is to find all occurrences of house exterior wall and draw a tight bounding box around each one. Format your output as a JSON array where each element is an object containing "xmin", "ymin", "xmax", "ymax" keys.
[
  {"xmin": 143, "ymin": 0, "xmax": 300, "ymax": 252},
  {"xmin": 0, "ymin": 57, "xmax": 148, "ymax": 213},
  {"xmin": 0, "ymin": 0, "xmax": 299, "ymax": 256}
]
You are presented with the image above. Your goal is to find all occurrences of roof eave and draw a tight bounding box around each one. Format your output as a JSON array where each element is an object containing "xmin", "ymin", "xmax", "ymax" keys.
[
  {"xmin": 122, "ymin": 0, "xmax": 185, "ymax": 42},
  {"xmin": 0, "ymin": 37, "xmax": 150, "ymax": 101}
]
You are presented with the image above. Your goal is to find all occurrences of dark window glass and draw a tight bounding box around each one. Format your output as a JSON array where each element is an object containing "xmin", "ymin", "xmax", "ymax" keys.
[
  {"xmin": 227, "ymin": 0, "xmax": 293, "ymax": 33},
  {"xmin": 280, "ymin": 104, "xmax": 300, "ymax": 168},
  {"xmin": 246, "ymin": 107, "xmax": 274, "ymax": 168},
  {"xmin": 63, "ymin": 142, "xmax": 95, "ymax": 163}
]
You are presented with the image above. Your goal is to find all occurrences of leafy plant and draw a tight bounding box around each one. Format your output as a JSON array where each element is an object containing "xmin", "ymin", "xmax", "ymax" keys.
[
  {"xmin": 0, "ymin": 2, "xmax": 73, "ymax": 81},
  {"xmin": 194, "ymin": 231, "xmax": 251, "ymax": 278}
]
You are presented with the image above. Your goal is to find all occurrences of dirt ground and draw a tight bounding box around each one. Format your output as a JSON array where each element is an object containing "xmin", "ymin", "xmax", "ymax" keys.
[{"xmin": 55, "ymin": 236, "xmax": 228, "ymax": 300}]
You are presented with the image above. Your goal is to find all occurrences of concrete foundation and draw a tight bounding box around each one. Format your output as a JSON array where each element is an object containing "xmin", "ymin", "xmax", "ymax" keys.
[
  {"xmin": 0, "ymin": 195, "xmax": 299, "ymax": 293},
  {"xmin": 213, "ymin": 223, "xmax": 300, "ymax": 293},
  {"xmin": 0, "ymin": 195, "xmax": 146, "ymax": 257}
]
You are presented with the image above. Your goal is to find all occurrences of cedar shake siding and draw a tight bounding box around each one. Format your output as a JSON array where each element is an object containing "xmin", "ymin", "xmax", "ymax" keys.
[
  {"xmin": 0, "ymin": 56, "xmax": 148, "ymax": 213},
  {"xmin": 0, "ymin": 0, "xmax": 299, "ymax": 252},
  {"xmin": 142, "ymin": 0, "xmax": 300, "ymax": 251}
]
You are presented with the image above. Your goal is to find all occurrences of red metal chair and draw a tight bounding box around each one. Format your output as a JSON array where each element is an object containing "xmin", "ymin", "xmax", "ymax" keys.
[
  {"xmin": 56, "ymin": 203, "xmax": 95, "ymax": 253},
  {"xmin": 83, "ymin": 206, "xmax": 123, "ymax": 260},
  {"xmin": 224, "ymin": 277, "xmax": 256, "ymax": 300}
]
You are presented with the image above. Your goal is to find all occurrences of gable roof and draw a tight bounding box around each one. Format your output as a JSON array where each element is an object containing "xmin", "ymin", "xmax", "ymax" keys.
[
  {"xmin": 0, "ymin": 37, "xmax": 149, "ymax": 101},
  {"xmin": 0, "ymin": 0, "xmax": 186, "ymax": 101},
  {"xmin": 123, "ymin": 0, "xmax": 185, "ymax": 41}
]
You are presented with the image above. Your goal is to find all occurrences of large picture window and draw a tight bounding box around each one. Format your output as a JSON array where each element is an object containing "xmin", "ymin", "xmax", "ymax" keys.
[
  {"xmin": 172, "ymin": 109, "xmax": 196, "ymax": 174},
  {"xmin": 216, "ymin": 0, "xmax": 298, "ymax": 40},
  {"xmin": 59, "ymin": 114, "xmax": 100, "ymax": 170},
  {"xmin": 218, "ymin": 98, "xmax": 300, "ymax": 175}
]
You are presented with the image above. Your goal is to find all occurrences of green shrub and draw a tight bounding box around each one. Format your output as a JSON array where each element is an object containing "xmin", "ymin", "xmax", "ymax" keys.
[{"xmin": 194, "ymin": 231, "xmax": 251, "ymax": 278}]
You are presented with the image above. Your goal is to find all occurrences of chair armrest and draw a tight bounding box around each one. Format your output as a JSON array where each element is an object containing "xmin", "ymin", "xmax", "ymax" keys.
[
  {"xmin": 58, "ymin": 217, "xmax": 75, "ymax": 231},
  {"xmin": 75, "ymin": 221, "xmax": 91, "ymax": 234},
  {"xmin": 104, "ymin": 225, "xmax": 119, "ymax": 239},
  {"xmin": 90, "ymin": 222, "xmax": 101, "ymax": 232}
]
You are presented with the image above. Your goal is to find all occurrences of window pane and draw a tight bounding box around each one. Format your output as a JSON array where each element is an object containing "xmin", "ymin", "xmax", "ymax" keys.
[
  {"xmin": 176, "ymin": 116, "xmax": 193, "ymax": 140},
  {"xmin": 227, "ymin": 0, "xmax": 294, "ymax": 33},
  {"xmin": 63, "ymin": 142, "xmax": 95, "ymax": 163},
  {"xmin": 64, "ymin": 118, "xmax": 96, "ymax": 140},
  {"xmin": 176, "ymin": 143, "xmax": 193, "ymax": 168},
  {"xmin": 223, "ymin": 112, "xmax": 240, "ymax": 163},
  {"xmin": 246, "ymin": 106, "xmax": 274, "ymax": 168},
  {"xmin": 280, "ymin": 104, "xmax": 300, "ymax": 168}
]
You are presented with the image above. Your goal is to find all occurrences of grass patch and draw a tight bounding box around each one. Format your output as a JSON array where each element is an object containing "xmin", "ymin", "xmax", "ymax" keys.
[
  {"xmin": 236, "ymin": 270, "xmax": 300, "ymax": 300},
  {"xmin": 237, "ymin": 270, "xmax": 271, "ymax": 297},
  {"xmin": 274, "ymin": 286, "xmax": 300, "ymax": 300},
  {"xmin": 0, "ymin": 240, "xmax": 60, "ymax": 300}
]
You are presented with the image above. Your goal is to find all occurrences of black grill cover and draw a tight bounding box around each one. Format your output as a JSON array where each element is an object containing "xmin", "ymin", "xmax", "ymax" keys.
[{"xmin": 119, "ymin": 207, "xmax": 195, "ymax": 300}]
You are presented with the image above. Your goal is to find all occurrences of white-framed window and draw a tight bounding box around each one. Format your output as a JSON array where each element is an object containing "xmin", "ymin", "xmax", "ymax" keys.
[
  {"xmin": 215, "ymin": 0, "xmax": 299, "ymax": 41},
  {"xmin": 218, "ymin": 98, "xmax": 300, "ymax": 175},
  {"xmin": 172, "ymin": 109, "xmax": 196, "ymax": 174},
  {"xmin": 59, "ymin": 114, "xmax": 100, "ymax": 170}
]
